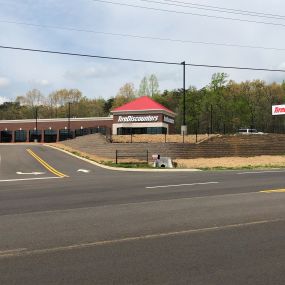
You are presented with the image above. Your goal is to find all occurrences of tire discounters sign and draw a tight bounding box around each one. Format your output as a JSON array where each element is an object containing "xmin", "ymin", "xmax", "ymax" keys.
[
  {"xmin": 163, "ymin": 115, "xmax": 175, "ymax": 124},
  {"xmin": 118, "ymin": 115, "xmax": 159, "ymax": 123},
  {"xmin": 272, "ymin": 105, "xmax": 285, "ymax": 116}
]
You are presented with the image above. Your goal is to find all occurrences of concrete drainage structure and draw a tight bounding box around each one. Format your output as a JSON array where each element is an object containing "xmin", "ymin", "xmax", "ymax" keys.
[{"xmin": 154, "ymin": 157, "xmax": 173, "ymax": 168}]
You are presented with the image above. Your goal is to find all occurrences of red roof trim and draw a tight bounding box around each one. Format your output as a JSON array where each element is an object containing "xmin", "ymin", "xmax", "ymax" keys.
[{"xmin": 112, "ymin": 96, "xmax": 174, "ymax": 115}]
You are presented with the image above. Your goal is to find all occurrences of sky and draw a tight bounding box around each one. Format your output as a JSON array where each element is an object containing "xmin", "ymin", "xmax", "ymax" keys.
[{"xmin": 0, "ymin": 0, "xmax": 285, "ymax": 103}]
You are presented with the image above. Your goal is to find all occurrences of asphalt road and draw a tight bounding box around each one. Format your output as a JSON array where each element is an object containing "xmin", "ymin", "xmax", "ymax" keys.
[{"xmin": 0, "ymin": 144, "xmax": 284, "ymax": 284}]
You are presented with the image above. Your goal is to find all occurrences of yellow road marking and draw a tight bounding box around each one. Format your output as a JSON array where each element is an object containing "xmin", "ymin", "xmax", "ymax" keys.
[
  {"xmin": 26, "ymin": 149, "xmax": 68, "ymax": 178},
  {"xmin": 260, "ymin": 189, "xmax": 285, "ymax": 193}
]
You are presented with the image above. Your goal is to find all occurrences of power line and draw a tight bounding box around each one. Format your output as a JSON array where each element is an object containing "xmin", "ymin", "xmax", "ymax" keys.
[
  {"xmin": 189, "ymin": 63, "xmax": 285, "ymax": 72},
  {"xmin": 0, "ymin": 45, "xmax": 179, "ymax": 65},
  {"xmin": 162, "ymin": 0, "xmax": 285, "ymax": 19},
  {"xmin": 2, "ymin": 19, "xmax": 285, "ymax": 52},
  {"xmin": 162, "ymin": 0, "xmax": 285, "ymax": 17},
  {"xmin": 0, "ymin": 45, "xmax": 285, "ymax": 72},
  {"xmin": 92, "ymin": 0, "xmax": 285, "ymax": 28},
  {"xmin": 141, "ymin": 0, "xmax": 285, "ymax": 20},
  {"xmin": 2, "ymin": 0, "xmax": 284, "ymax": 22}
]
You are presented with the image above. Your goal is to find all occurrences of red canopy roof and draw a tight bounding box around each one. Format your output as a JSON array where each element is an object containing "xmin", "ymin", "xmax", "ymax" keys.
[{"xmin": 112, "ymin": 96, "xmax": 174, "ymax": 115}]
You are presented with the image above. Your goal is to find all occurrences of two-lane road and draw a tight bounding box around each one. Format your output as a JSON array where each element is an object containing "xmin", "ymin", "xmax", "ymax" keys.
[{"xmin": 0, "ymin": 144, "xmax": 284, "ymax": 284}]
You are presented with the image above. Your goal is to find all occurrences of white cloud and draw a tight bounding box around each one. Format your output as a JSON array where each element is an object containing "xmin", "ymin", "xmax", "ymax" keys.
[
  {"xmin": 29, "ymin": 79, "xmax": 51, "ymax": 87},
  {"xmin": 64, "ymin": 65, "xmax": 119, "ymax": 80},
  {"xmin": 158, "ymin": 71, "xmax": 181, "ymax": 83},
  {"xmin": 39, "ymin": 79, "xmax": 50, "ymax": 86},
  {"xmin": 0, "ymin": 77, "xmax": 10, "ymax": 88},
  {"xmin": 0, "ymin": 96, "xmax": 11, "ymax": 104},
  {"xmin": 278, "ymin": 62, "xmax": 285, "ymax": 70}
]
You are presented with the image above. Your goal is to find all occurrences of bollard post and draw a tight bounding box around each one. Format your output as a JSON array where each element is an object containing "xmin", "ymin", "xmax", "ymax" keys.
[
  {"xmin": 116, "ymin": 150, "xmax": 118, "ymax": 164},
  {"xmin": 146, "ymin": 150, "xmax": 148, "ymax": 164},
  {"xmin": 183, "ymin": 131, "xmax": 185, "ymax": 143}
]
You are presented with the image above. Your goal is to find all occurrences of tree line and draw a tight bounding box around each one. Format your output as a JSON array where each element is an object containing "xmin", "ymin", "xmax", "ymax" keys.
[{"xmin": 1, "ymin": 73, "xmax": 285, "ymax": 134}]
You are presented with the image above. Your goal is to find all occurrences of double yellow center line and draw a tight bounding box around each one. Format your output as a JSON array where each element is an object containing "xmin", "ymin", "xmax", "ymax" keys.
[
  {"xmin": 27, "ymin": 149, "xmax": 68, "ymax": 178},
  {"xmin": 260, "ymin": 189, "xmax": 285, "ymax": 193}
]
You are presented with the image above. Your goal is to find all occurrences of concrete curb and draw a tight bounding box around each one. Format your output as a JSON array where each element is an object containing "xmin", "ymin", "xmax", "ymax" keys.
[
  {"xmin": 0, "ymin": 143, "xmax": 39, "ymax": 145},
  {"xmin": 44, "ymin": 144, "xmax": 201, "ymax": 172}
]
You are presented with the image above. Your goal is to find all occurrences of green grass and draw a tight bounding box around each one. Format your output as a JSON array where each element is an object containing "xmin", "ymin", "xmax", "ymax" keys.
[
  {"xmin": 102, "ymin": 161, "xmax": 153, "ymax": 168},
  {"xmin": 198, "ymin": 164, "xmax": 285, "ymax": 171}
]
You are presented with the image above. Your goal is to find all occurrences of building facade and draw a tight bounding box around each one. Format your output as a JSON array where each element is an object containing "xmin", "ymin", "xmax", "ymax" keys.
[
  {"xmin": 0, "ymin": 96, "xmax": 175, "ymax": 143},
  {"xmin": 0, "ymin": 117, "xmax": 113, "ymax": 143},
  {"xmin": 111, "ymin": 96, "xmax": 176, "ymax": 135}
]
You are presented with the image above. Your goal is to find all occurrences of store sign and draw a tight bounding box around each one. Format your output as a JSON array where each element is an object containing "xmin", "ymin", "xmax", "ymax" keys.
[
  {"xmin": 272, "ymin": 105, "xmax": 285, "ymax": 115},
  {"xmin": 163, "ymin": 115, "xmax": 174, "ymax": 124},
  {"xmin": 118, "ymin": 115, "xmax": 159, "ymax": 123}
]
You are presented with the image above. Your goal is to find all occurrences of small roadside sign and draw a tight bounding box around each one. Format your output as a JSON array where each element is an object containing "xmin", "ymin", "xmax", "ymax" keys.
[{"xmin": 152, "ymin": 154, "xmax": 159, "ymax": 160}]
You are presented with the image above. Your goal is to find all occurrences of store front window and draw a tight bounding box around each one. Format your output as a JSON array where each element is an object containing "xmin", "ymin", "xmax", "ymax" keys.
[
  {"xmin": 117, "ymin": 127, "xmax": 167, "ymax": 135},
  {"xmin": 0, "ymin": 130, "xmax": 12, "ymax": 142},
  {"xmin": 29, "ymin": 130, "xmax": 42, "ymax": 142},
  {"xmin": 44, "ymin": 129, "xmax": 57, "ymax": 143},
  {"xmin": 59, "ymin": 129, "xmax": 73, "ymax": 141},
  {"xmin": 15, "ymin": 130, "xmax": 27, "ymax": 142}
]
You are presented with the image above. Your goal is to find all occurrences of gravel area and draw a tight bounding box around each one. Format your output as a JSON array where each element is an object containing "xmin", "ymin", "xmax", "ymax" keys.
[{"xmin": 175, "ymin": 155, "xmax": 285, "ymax": 169}]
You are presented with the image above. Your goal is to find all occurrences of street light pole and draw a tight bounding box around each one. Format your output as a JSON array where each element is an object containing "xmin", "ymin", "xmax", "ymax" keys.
[
  {"xmin": 181, "ymin": 61, "xmax": 187, "ymax": 135},
  {"xmin": 68, "ymin": 102, "xmax": 71, "ymax": 138},
  {"xmin": 35, "ymin": 107, "xmax": 38, "ymax": 132}
]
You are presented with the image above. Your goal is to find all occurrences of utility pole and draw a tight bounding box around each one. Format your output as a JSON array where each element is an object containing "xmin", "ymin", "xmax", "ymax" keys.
[
  {"xmin": 181, "ymin": 61, "xmax": 187, "ymax": 135},
  {"xmin": 210, "ymin": 104, "xmax": 213, "ymax": 134}
]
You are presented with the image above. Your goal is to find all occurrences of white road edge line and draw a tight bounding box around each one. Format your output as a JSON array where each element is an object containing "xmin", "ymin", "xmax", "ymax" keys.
[
  {"xmin": 0, "ymin": 177, "xmax": 63, "ymax": 183},
  {"xmin": 0, "ymin": 218, "xmax": 283, "ymax": 259},
  {"xmin": 0, "ymin": 248, "xmax": 27, "ymax": 254},
  {"xmin": 237, "ymin": 170, "xmax": 285, "ymax": 175},
  {"xmin": 146, "ymin": 181, "xmax": 219, "ymax": 189},
  {"xmin": 16, "ymin": 172, "xmax": 45, "ymax": 175}
]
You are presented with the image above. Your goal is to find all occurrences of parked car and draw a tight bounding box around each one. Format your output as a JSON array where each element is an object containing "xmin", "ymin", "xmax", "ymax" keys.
[{"xmin": 238, "ymin": 128, "xmax": 264, "ymax": 135}]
